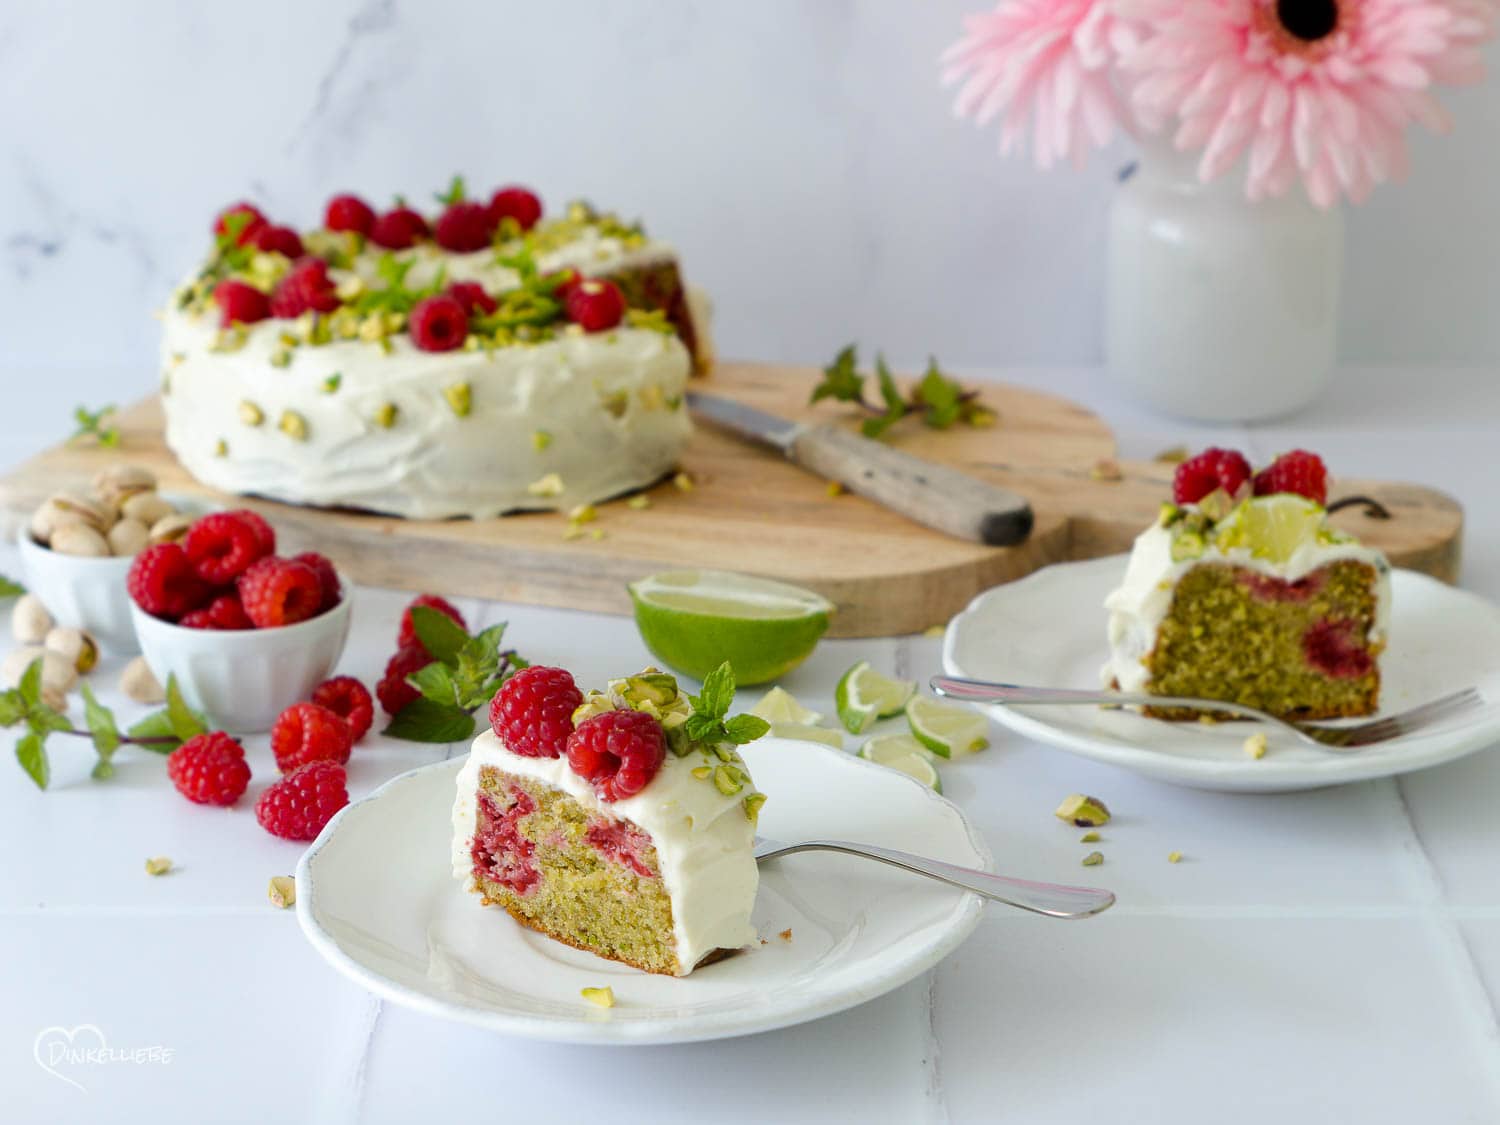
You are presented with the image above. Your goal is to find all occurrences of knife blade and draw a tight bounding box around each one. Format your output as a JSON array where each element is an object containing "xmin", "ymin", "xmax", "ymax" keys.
[{"xmin": 686, "ymin": 392, "xmax": 1034, "ymax": 547}]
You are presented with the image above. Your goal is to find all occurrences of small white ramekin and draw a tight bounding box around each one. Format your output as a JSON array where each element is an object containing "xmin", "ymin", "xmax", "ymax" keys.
[
  {"xmin": 18, "ymin": 529, "xmax": 138, "ymax": 653},
  {"xmin": 130, "ymin": 573, "xmax": 353, "ymax": 733}
]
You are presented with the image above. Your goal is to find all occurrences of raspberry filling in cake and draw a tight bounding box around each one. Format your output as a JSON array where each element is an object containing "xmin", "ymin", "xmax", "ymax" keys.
[
  {"xmin": 452, "ymin": 666, "xmax": 765, "ymax": 977},
  {"xmin": 1104, "ymin": 449, "xmax": 1391, "ymax": 721}
]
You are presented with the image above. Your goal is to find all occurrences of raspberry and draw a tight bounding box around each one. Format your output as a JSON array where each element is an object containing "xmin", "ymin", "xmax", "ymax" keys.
[
  {"xmin": 271, "ymin": 701, "xmax": 354, "ymax": 772},
  {"xmin": 182, "ymin": 596, "xmax": 251, "ymax": 630},
  {"xmin": 238, "ymin": 557, "xmax": 324, "ymax": 628},
  {"xmin": 565, "ymin": 709, "xmax": 666, "ymax": 801},
  {"xmin": 293, "ymin": 552, "xmax": 341, "ymax": 612},
  {"xmin": 251, "ymin": 223, "xmax": 305, "ymax": 259},
  {"xmin": 565, "ymin": 279, "xmax": 626, "ymax": 333},
  {"xmin": 398, "ymin": 594, "xmax": 468, "ymax": 652},
  {"xmin": 255, "ymin": 761, "xmax": 349, "ymax": 841},
  {"xmin": 1253, "ymin": 450, "xmax": 1329, "ymax": 505},
  {"xmin": 184, "ymin": 511, "xmax": 271, "ymax": 584},
  {"xmin": 167, "ymin": 731, "xmax": 251, "ymax": 806},
  {"xmin": 446, "ymin": 281, "xmax": 498, "ymax": 317},
  {"xmin": 270, "ymin": 257, "xmax": 340, "ymax": 318},
  {"xmin": 487, "ymin": 186, "xmax": 542, "ymax": 231},
  {"xmin": 213, "ymin": 280, "xmax": 271, "ymax": 328},
  {"xmin": 377, "ymin": 644, "xmax": 432, "ymax": 715},
  {"xmin": 312, "ymin": 676, "xmax": 374, "ymax": 741},
  {"xmin": 127, "ymin": 542, "xmax": 207, "ymax": 621},
  {"xmin": 325, "ymin": 193, "xmax": 375, "ymax": 235},
  {"xmin": 409, "ymin": 294, "xmax": 469, "ymax": 352},
  {"xmin": 1172, "ymin": 447, "xmax": 1253, "ymax": 505},
  {"xmin": 214, "ymin": 202, "xmax": 266, "ymax": 245},
  {"xmin": 547, "ymin": 267, "xmax": 584, "ymax": 303},
  {"xmin": 369, "ymin": 206, "xmax": 430, "ymax": 249},
  {"xmin": 234, "ymin": 509, "xmax": 277, "ymax": 555},
  {"xmin": 488, "ymin": 666, "xmax": 583, "ymax": 759},
  {"xmin": 434, "ymin": 201, "xmax": 494, "ymax": 252}
]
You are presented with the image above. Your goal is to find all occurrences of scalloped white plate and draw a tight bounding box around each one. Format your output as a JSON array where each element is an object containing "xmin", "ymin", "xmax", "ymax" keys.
[
  {"xmin": 943, "ymin": 557, "xmax": 1500, "ymax": 793},
  {"xmin": 296, "ymin": 739, "xmax": 989, "ymax": 1044}
]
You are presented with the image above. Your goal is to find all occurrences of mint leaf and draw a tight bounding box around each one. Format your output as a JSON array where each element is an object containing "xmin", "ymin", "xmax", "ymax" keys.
[
  {"xmin": 91, "ymin": 759, "xmax": 115, "ymax": 781},
  {"xmin": 17, "ymin": 657, "xmax": 42, "ymax": 708},
  {"xmin": 410, "ymin": 606, "xmax": 470, "ymax": 664},
  {"xmin": 80, "ymin": 681, "xmax": 120, "ymax": 758},
  {"xmin": 684, "ymin": 712, "xmax": 722, "ymax": 743},
  {"xmin": 0, "ymin": 689, "xmax": 24, "ymax": 727},
  {"xmin": 28, "ymin": 705, "xmax": 73, "ymax": 737},
  {"xmin": 435, "ymin": 175, "xmax": 467, "ymax": 206},
  {"xmin": 723, "ymin": 714, "xmax": 770, "ymax": 744},
  {"xmin": 383, "ymin": 698, "xmax": 476, "ymax": 743},
  {"xmin": 72, "ymin": 403, "xmax": 120, "ymax": 448},
  {"xmin": 16, "ymin": 732, "xmax": 48, "ymax": 790},
  {"xmin": 861, "ymin": 355, "xmax": 908, "ymax": 439},
  {"xmin": 0, "ymin": 575, "xmax": 24, "ymax": 597},
  {"xmin": 164, "ymin": 675, "xmax": 207, "ymax": 741},
  {"xmin": 126, "ymin": 710, "xmax": 181, "ymax": 752},
  {"xmin": 408, "ymin": 661, "xmax": 459, "ymax": 706},
  {"xmin": 690, "ymin": 662, "xmax": 735, "ymax": 722},
  {"xmin": 811, "ymin": 344, "xmax": 864, "ymax": 405},
  {"xmin": 916, "ymin": 358, "xmax": 963, "ymax": 429}
]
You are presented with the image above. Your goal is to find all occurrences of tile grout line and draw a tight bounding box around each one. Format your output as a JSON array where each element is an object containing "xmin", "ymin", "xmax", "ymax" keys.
[
  {"xmin": 310, "ymin": 992, "xmax": 383, "ymax": 1125},
  {"xmin": 1390, "ymin": 776, "xmax": 1500, "ymax": 1108}
]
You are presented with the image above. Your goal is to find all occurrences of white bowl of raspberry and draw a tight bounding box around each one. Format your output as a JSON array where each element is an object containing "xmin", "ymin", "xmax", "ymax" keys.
[{"xmin": 127, "ymin": 513, "xmax": 352, "ymax": 731}]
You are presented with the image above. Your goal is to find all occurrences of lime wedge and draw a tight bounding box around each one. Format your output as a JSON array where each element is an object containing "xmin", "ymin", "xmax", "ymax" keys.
[
  {"xmin": 1218, "ymin": 495, "xmax": 1325, "ymax": 564},
  {"xmin": 859, "ymin": 733, "xmax": 941, "ymax": 792},
  {"xmin": 906, "ymin": 696, "xmax": 989, "ymax": 759},
  {"xmin": 751, "ymin": 686, "xmax": 825, "ymax": 726},
  {"xmin": 767, "ymin": 721, "xmax": 844, "ymax": 749},
  {"xmin": 627, "ymin": 570, "xmax": 834, "ymax": 685},
  {"xmin": 835, "ymin": 661, "xmax": 917, "ymax": 734}
]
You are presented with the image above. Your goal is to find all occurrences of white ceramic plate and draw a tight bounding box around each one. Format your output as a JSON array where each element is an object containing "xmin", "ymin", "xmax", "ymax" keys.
[
  {"xmin": 943, "ymin": 556, "xmax": 1500, "ymax": 793},
  {"xmin": 296, "ymin": 739, "xmax": 989, "ymax": 1044}
]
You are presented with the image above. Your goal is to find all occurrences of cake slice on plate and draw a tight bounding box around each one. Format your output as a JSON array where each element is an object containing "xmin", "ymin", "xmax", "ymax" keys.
[
  {"xmin": 452, "ymin": 664, "xmax": 765, "ymax": 977},
  {"xmin": 1104, "ymin": 449, "xmax": 1391, "ymax": 720}
]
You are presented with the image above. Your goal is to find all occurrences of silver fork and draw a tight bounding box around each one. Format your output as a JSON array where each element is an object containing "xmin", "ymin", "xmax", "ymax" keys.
[
  {"xmin": 754, "ymin": 836, "xmax": 1115, "ymax": 919},
  {"xmin": 930, "ymin": 675, "xmax": 1484, "ymax": 752}
]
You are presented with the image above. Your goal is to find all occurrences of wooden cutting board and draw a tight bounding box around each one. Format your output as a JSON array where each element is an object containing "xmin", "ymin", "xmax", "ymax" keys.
[{"xmin": 0, "ymin": 362, "xmax": 1462, "ymax": 637}]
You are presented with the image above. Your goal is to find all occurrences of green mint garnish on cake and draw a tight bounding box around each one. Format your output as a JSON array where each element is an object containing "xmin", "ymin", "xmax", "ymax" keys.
[{"xmin": 810, "ymin": 345, "xmax": 993, "ymax": 439}]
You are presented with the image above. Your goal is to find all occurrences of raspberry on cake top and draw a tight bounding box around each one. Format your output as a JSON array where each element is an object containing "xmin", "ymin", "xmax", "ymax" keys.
[
  {"xmin": 452, "ymin": 663, "xmax": 766, "ymax": 977},
  {"xmin": 161, "ymin": 182, "xmax": 709, "ymax": 520},
  {"xmin": 1104, "ymin": 449, "xmax": 1391, "ymax": 720}
]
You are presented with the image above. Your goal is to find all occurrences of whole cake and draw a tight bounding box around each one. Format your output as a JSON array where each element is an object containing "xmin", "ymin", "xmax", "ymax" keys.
[
  {"xmin": 452, "ymin": 664, "xmax": 765, "ymax": 977},
  {"xmin": 1104, "ymin": 449, "xmax": 1391, "ymax": 720},
  {"xmin": 162, "ymin": 183, "xmax": 710, "ymax": 519}
]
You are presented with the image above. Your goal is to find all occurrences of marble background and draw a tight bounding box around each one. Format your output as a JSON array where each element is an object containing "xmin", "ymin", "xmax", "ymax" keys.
[{"xmin": 3, "ymin": 0, "xmax": 1498, "ymax": 418}]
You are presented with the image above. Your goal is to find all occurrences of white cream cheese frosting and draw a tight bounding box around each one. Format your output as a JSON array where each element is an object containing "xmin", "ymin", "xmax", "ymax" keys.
[
  {"xmin": 1103, "ymin": 510, "xmax": 1392, "ymax": 694},
  {"xmin": 451, "ymin": 730, "xmax": 760, "ymax": 975}
]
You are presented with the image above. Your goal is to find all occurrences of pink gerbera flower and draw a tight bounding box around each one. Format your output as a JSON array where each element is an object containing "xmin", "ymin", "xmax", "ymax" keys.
[
  {"xmin": 1119, "ymin": 0, "xmax": 1495, "ymax": 206},
  {"xmin": 942, "ymin": 0, "xmax": 1138, "ymax": 169}
]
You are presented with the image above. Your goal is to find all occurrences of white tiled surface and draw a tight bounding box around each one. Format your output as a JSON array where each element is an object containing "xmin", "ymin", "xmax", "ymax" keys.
[{"xmin": 2, "ymin": 365, "xmax": 1499, "ymax": 1124}]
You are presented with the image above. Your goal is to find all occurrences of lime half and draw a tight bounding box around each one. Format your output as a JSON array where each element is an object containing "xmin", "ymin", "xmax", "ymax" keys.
[
  {"xmin": 767, "ymin": 721, "xmax": 844, "ymax": 749},
  {"xmin": 1218, "ymin": 495, "xmax": 1325, "ymax": 564},
  {"xmin": 628, "ymin": 569, "xmax": 834, "ymax": 685},
  {"xmin": 835, "ymin": 661, "xmax": 917, "ymax": 734},
  {"xmin": 859, "ymin": 733, "xmax": 942, "ymax": 792},
  {"xmin": 751, "ymin": 686, "xmax": 825, "ymax": 726},
  {"xmin": 906, "ymin": 696, "xmax": 989, "ymax": 759}
]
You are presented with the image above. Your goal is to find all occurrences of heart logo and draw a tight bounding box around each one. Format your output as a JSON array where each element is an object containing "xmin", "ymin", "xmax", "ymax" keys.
[{"xmin": 33, "ymin": 1024, "xmax": 107, "ymax": 1092}]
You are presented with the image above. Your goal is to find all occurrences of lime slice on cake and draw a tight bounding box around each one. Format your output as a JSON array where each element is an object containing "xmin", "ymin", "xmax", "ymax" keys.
[
  {"xmin": 906, "ymin": 696, "xmax": 989, "ymax": 759},
  {"xmin": 1219, "ymin": 495, "xmax": 1325, "ymax": 564},
  {"xmin": 859, "ymin": 733, "xmax": 942, "ymax": 792},
  {"xmin": 835, "ymin": 661, "xmax": 917, "ymax": 734},
  {"xmin": 627, "ymin": 570, "xmax": 834, "ymax": 685}
]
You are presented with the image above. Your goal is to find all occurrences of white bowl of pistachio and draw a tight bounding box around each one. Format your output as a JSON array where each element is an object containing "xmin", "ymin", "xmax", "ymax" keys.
[{"xmin": 17, "ymin": 465, "xmax": 204, "ymax": 653}]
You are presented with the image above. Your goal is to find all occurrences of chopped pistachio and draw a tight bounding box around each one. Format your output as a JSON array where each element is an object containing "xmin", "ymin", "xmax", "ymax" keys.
[
  {"xmin": 1243, "ymin": 732, "xmax": 1268, "ymax": 760},
  {"xmin": 528, "ymin": 472, "xmax": 565, "ymax": 498},
  {"xmin": 626, "ymin": 495, "xmax": 651, "ymax": 510},
  {"xmin": 358, "ymin": 314, "xmax": 387, "ymax": 343},
  {"xmin": 968, "ymin": 407, "xmax": 997, "ymax": 428},
  {"xmin": 599, "ymin": 389, "xmax": 629, "ymax": 418},
  {"xmin": 623, "ymin": 673, "xmax": 678, "ymax": 706},
  {"xmin": 1158, "ymin": 502, "xmax": 1185, "ymax": 528},
  {"xmin": 1168, "ymin": 851, "xmax": 1184, "ymax": 864},
  {"xmin": 277, "ymin": 331, "xmax": 300, "ymax": 349},
  {"xmin": 1080, "ymin": 831, "xmax": 1101, "ymax": 844},
  {"xmin": 279, "ymin": 410, "xmax": 309, "ymax": 441},
  {"xmin": 444, "ymin": 382, "xmax": 472, "ymax": 417},
  {"xmin": 568, "ymin": 504, "xmax": 598, "ymax": 525},
  {"xmin": 374, "ymin": 402, "xmax": 398, "ymax": 429},
  {"xmin": 144, "ymin": 856, "xmax": 172, "ymax": 876},
  {"xmin": 322, "ymin": 373, "xmax": 343, "ymax": 393},
  {"xmin": 268, "ymin": 875, "xmax": 296, "ymax": 908},
  {"xmin": 1169, "ymin": 530, "xmax": 1206, "ymax": 562},
  {"xmin": 581, "ymin": 986, "xmax": 615, "ymax": 1008},
  {"xmin": 213, "ymin": 439, "xmax": 228, "ymax": 458},
  {"xmin": 239, "ymin": 400, "xmax": 264, "ymax": 427},
  {"xmin": 743, "ymin": 792, "xmax": 767, "ymax": 822},
  {"xmin": 673, "ymin": 471, "xmax": 695, "ymax": 492},
  {"xmin": 713, "ymin": 764, "xmax": 744, "ymax": 796},
  {"xmin": 1197, "ymin": 487, "xmax": 1236, "ymax": 522},
  {"xmin": 827, "ymin": 480, "xmax": 846, "ymax": 497},
  {"xmin": 1090, "ymin": 458, "xmax": 1123, "ymax": 482},
  {"xmin": 691, "ymin": 765, "xmax": 712, "ymax": 780},
  {"xmin": 562, "ymin": 523, "xmax": 586, "ymax": 541},
  {"xmin": 1055, "ymin": 793, "xmax": 1111, "ymax": 828},
  {"xmin": 923, "ymin": 624, "xmax": 946, "ymax": 638},
  {"xmin": 269, "ymin": 348, "xmax": 293, "ymax": 368},
  {"xmin": 336, "ymin": 275, "xmax": 366, "ymax": 301},
  {"xmin": 1081, "ymin": 851, "xmax": 1104, "ymax": 867},
  {"xmin": 1155, "ymin": 444, "xmax": 1190, "ymax": 464},
  {"xmin": 532, "ymin": 430, "xmax": 553, "ymax": 451}
]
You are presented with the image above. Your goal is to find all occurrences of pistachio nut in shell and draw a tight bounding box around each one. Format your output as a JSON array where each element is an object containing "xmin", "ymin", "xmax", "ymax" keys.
[
  {"xmin": 121, "ymin": 491, "xmax": 175, "ymax": 526},
  {"xmin": 11, "ymin": 594, "xmax": 54, "ymax": 645},
  {"xmin": 107, "ymin": 517, "xmax": 150, "ymax": 557},
  {"xmin": 148, "ymin": 513, "xmax": 194, "ymax": 545},
  {"xmin": 45, "ymin": 626, "xmax": 99, "ymax": 673},
  {"xmin": 50, "ymin": 523, "xmax": 112, "ymax": 558}
]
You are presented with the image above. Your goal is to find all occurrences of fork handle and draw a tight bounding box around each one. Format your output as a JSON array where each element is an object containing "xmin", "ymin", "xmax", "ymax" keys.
[
  {"xmin": 763, "ymin": 840, "xmax": 1115, "ymax": 919},
  {"xmin": 930, "ymin": 675, "xmax": 1270, "ymax": 722}
]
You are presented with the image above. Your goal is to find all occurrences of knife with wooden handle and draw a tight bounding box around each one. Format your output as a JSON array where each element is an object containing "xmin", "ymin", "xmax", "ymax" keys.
[{"xmin": 686, "ymin": 392, "xmax": 1034, "ymax": 546}]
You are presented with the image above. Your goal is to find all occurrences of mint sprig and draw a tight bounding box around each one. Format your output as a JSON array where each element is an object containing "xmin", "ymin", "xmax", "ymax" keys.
[
  {"xmin": 354, "ymin": 253, "xmax": 448, "ymax": 316},
  {"xmin": 384, "ymin": 610, "xmax": 527, "ymax": 743},
  {"xmin": 71, "ymin": 404, "xmax": 120, "ymax": 448},
  {"xmin": 809, "ymin": 345, "xmax": 991, "ymax": 439},
  {"xmin": 683, "ymin": 663, "xmax": 770, "ymax": 747},
  {"xmin": 4, "ymin": 664, "xmax": 206, "ymax": 790}
]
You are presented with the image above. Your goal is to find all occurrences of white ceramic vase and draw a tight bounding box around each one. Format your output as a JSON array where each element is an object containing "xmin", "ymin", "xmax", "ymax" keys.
[{"xmin": 1104, "ymin": 140, "xmax": 1344, "ymax": 422}]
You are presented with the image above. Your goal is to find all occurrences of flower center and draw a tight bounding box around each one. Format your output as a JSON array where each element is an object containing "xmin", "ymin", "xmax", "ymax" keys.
[{"xmin": 1275, "ymin": 0, "xmax": 1341, "ymax": 42}]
